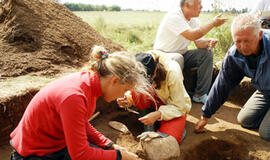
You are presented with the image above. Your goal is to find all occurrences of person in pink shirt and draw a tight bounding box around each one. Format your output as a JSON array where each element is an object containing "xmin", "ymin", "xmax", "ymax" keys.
[{"xmin": 10, "ymin": 46, "xmax": 151, "ymax": 160}]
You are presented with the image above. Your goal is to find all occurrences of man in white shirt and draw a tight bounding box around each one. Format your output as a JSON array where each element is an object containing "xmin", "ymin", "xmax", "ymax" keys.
[
  {"xmin": 154, "ymin": 0, "xmax": 227, "ymax": 104},
  {"xmin": 250, "ymin": 0, "xmax": 270, "ymax": 15},
  {"xmin": 250, "ymin": 0, "xmax": 270, "ymax": 29}
]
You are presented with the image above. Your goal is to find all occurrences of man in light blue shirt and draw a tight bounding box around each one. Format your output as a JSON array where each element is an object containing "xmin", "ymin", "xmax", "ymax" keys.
[{"xmin": 195, "ymin": 13, "xmax": 270, "ymax": 141}]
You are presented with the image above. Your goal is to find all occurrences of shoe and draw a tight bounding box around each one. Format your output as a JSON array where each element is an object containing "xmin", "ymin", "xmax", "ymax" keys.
[{"xmin": 192, "ymin": 94, "xmax": 207, "ymax": 104}]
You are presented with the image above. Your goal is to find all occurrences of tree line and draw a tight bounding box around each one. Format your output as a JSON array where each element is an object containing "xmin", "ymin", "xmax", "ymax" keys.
[
  {"xmin": 63, "ymin": 3, "xmax": 121, "ymax": 11},
  {"xmin": 61, "ymin": 2, "xmax": 248, "ymax": 13}
]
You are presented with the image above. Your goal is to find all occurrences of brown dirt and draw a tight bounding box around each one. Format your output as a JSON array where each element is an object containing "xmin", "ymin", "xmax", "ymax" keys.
[
  {"xmin": 0, "ymin": 0, "xmax": 123, "ymax": 78},
  {"xmin": 93, "ymin": 102, "xmax": 270, "ymax": 160}
]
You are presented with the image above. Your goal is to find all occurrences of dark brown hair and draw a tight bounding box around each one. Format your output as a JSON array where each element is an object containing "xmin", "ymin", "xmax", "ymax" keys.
[{"xmin": 153, "ymin": 58, "xmax": 167, "ymax": 90}]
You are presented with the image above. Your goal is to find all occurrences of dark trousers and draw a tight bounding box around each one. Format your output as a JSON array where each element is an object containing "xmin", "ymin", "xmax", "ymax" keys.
[
  {"xmin": 237, "ymin": 91, "xmax": 270, "ymax": 141},
  {"xmin": 10, "ymin": 147, "xmax": 71, "ymax": 160},
  {"xmin": 10, "ymin": 143, "xmax": 103, "ymax": 160}
]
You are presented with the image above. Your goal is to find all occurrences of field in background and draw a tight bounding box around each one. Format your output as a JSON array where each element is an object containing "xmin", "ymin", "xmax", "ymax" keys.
[{"xmin": 74, "ymin": 11, "xmax": 236, "ymax": 62}]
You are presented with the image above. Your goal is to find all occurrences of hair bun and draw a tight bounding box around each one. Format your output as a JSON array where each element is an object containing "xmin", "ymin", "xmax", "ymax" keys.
[{"xmin": 91, "ymin": 45, "xmax": 108, "ymax": 60}]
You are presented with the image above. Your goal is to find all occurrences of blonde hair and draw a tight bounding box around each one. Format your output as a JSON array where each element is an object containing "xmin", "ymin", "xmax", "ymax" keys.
[
  {"xmin": 84, "ymin": 45, "xmax": 155, "ymax": 103},
  {"xmin": 231, "ymin": 13, "xmax": 261, "ymax": 37}
]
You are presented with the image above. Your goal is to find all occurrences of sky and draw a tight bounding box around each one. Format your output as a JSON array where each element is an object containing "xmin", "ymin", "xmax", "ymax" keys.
[{"xmin": 59, "ymin": 0, "xmax": 255, "ymax": 11}]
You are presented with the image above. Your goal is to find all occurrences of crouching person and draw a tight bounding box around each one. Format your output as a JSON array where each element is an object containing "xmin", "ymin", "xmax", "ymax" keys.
[
  {"xmin": 195, "ymin": 14, "xmax": 270, "ymax": 141},
  {"xmin": 9, "ymin": 46, "xmax": 152, "ymax": 160},
  {"xmin": 118, "ymin": 51, "xmax": 191, "ymax": 144}
]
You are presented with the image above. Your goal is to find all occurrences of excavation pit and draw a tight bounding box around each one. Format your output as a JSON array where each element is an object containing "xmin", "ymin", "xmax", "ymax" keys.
[{"xmin": 182, "ymin": 139, "xmax": 249, "ymax": 160}]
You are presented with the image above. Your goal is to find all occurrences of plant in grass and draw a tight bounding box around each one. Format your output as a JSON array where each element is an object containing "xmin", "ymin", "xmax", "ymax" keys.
[
  {"xmin": 94, "ymin": 16, "xmax": 107, "ymax": 33},
  {"xmin": 127, "ymin": 31, "xmax": 142, "ymax": 44}
]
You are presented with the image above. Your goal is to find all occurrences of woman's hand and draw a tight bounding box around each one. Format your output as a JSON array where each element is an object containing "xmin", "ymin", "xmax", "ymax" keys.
[
  {"xmin": 111, "ymin": 144, "xmax": 128, "ymax": 152},
  {"xmin": 112, "ymin": 144, "xmax": 139, "ymax": 160},
  {"xmin": 117, "ymin": 91, "xmax": 133, "ymax": 108},
  {"xmin": 120, "ymin": 150, "xmax": 139, "ymax": 160},
  {"xmin": 117, "ymin": 97, "xmax": 130, "ymax": 108},
  {"xmin": 138, "ymin": 111, "xmax": 161, "ymax": 125}
]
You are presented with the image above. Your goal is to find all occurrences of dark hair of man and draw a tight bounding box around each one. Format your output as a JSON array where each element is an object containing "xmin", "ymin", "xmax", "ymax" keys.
[{"xmin": 180, "ymin": 0, "xmax": 193, "ymax": 7}]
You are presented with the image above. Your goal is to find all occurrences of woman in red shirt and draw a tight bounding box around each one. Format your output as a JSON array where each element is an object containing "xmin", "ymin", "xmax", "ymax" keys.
[{"xmin": 10, "ymin": 46, "xmax": 151, "ymax": 160}]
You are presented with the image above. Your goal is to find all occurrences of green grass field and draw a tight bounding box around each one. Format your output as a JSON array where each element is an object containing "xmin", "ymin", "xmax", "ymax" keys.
[{"xmin": 74, "ymin": 11, "xmax": 236, "ymax": 62}]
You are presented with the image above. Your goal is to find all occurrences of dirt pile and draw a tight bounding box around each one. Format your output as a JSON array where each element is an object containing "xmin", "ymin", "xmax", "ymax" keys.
[
  {"xmin": 0, "ymin": 0, "xmax": 123, "ymax": 78},
  {"xmin": 0, "ymin": 0, "xmax": 124, "ymax": 144}
]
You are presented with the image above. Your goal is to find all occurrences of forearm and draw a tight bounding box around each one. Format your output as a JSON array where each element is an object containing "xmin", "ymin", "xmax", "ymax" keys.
[
  {"xmin": 86, "ymin": 123, "xmax": 113, "ymax": 148},
  {"xmin": 202, "ymin": 79, "xmax": 231, "ymax": 118},
  {"xmin": 159, "ymin": 105, "xmax": 185, "ymax": 120},
  {"xmin": 182, "ymin": 15, "xmax": 227, "ymax": 41},
  {"xmin": 187, "ymin": 21, "xmax": 215, "ymax": 40},
  {"xmin": 197, "ymin": 21, "xmax": 215, "ymax": 38},
  {"xmin": 202, "ymin": 55, "xmax": 244, "ymax": 118}
]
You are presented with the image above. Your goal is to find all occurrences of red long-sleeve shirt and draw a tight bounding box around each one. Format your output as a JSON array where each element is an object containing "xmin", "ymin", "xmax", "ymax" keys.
[{"xmin": 10, "ymin": 72, "xmax": 117, "ymax": 160}]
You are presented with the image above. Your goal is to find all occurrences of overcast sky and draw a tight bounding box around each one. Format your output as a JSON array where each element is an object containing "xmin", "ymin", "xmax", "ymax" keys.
[{"xmin": 59, "ymin": 0, "xmax": 255, "ymax": 11}]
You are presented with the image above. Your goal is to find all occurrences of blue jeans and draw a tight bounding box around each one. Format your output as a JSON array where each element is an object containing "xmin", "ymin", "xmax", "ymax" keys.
[{"xmin": 237, "ymin": 91, "xmax": 270, "ymax": 141}]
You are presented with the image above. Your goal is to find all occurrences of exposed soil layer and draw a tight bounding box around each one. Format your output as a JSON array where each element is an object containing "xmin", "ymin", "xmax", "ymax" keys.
[{"xmin": 0, "ymin": 89, "xmax": 38, "ymax": 145}]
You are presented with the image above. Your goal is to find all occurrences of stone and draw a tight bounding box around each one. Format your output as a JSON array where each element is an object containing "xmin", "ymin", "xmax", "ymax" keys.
[{"xmin": 141, "ymin": 135, "xmax": 180, "ymax": 160}]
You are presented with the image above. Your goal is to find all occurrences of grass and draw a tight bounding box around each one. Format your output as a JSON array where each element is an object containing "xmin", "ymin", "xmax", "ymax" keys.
[
  {"xmin": 75, "ymin": 11, "xmax": 236, "ymax": 63},
  {"xmin": 75, "ymin": 11, "xmax": 164, "ymax": 54}
]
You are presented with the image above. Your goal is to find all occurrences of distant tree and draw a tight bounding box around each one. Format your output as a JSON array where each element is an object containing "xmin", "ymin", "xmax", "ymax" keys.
[
  {"xmin": 64, "ymin": 3, "xmax": 80, "ymax": 11},
  {"xmin": 123, "ymin": 8, "xmax": 133, "ymax": 11},
  {"xmin": 63, "ymin": 3, "xmax": 121, "ymax": 12},
  {"xmin": 64, "ymin": 3, "xmax": 111, "ymax": 11},
  {"xmin": 95, "ymin": 5, "xmax": 107, "ymax": 11},
  {"xmin": 241, "ymin": 8, "xmax": 248, "ymax": 13},
  {"xmin": 108, "ymin": 5, "xmax": 121, "ymax": 11},
  {"xmin": 231, "ymin": 8, "xmax": 237, "ymax": 14}
]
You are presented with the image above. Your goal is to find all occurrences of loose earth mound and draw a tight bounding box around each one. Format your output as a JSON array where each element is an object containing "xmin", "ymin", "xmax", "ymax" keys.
[{"xmin": 0, "ymin": 0, "xmax": 123, "ymax": 78}]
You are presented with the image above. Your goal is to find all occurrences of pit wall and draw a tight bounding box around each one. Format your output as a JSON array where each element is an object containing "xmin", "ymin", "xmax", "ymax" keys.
[{"xmin": 0, "ymin": 89, "xmax": 38, "ymax": 145}]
